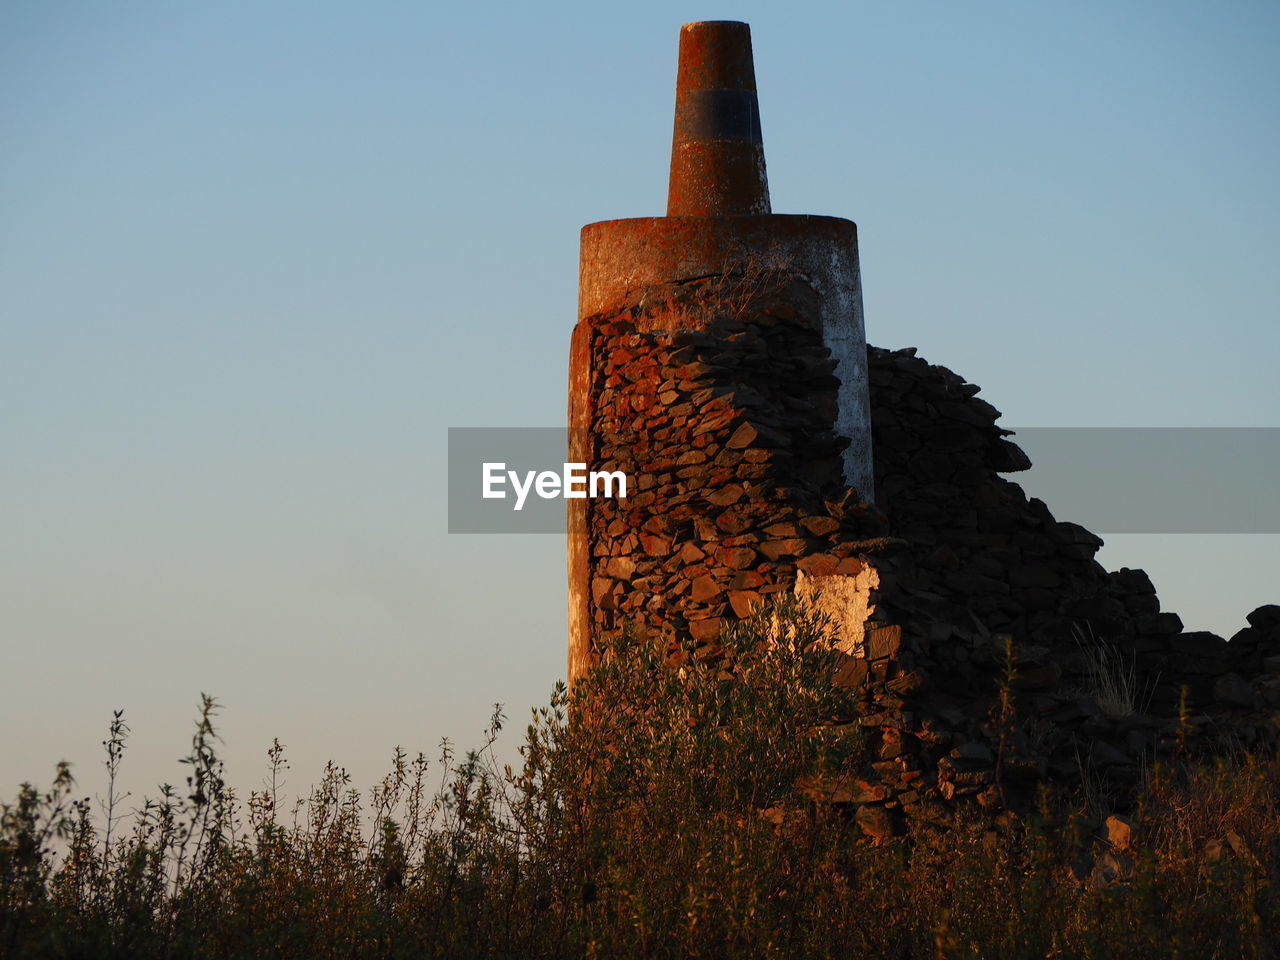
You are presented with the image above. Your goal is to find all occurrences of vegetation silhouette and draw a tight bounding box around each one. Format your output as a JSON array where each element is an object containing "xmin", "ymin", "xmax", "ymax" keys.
[{"xmin": 3, "ymin": 605, "xmax": 1278, "ymax": 958}]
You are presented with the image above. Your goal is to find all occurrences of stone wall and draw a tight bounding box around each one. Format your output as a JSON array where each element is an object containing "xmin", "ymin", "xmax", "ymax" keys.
[
  {"xmin": 581, "ymin": 272, "xmax": 884, "ymax": 665},
  {"xmin": 575, "ymin": 271, "xmax": 1280, "ymax": 832}
]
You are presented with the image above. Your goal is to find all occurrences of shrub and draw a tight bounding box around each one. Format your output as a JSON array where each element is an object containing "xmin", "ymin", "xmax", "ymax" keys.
[{"xmin": 2, "ymin": 606, "xmax": 1278, "ymax": 958}]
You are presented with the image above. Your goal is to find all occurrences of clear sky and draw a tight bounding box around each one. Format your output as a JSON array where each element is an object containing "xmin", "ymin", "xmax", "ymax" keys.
[{"xmin": 3, "ymin": 1, "xmax": 1278, "ymax": 807}]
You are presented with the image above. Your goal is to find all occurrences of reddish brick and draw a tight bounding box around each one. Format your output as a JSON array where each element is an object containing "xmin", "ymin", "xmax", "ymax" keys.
[
  {"xmin": 690, "ymin": 575, "xmax": 721, "ymax": 603},
  {"xmin": 728, "ymin": 590, "xmax": 762, "ymax": 618},
  {"xmin": 717, "ymin": 546, "xmax": 759, "ymax": 570},
  {"xmin": 797, "ymin": 554, "xmax": 838, "ymax": 576}
]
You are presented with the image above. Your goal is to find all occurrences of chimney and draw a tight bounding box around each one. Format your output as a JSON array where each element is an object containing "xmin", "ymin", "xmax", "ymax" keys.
[{"xmin": 667, "ymin": 21, "xmax": 770, "ymax": 216}]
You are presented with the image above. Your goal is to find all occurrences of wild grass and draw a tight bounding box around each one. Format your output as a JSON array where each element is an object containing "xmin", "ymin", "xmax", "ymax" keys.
[
  {"xmin": 1073, "ymin": 625, "xmax": 1152, "ymax": 720},
  {"xmin": 658, "ymin": 248, "xmax": 796, "ymax": 327},
  {"xmin": 3, "ymin": 608, "xmax": 1279, "ymax": 959}
]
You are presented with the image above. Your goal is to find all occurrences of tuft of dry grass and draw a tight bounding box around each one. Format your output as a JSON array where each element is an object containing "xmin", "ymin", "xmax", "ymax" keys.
[
  {"xmin": 652, "ymin": 247, "xmax": 796, "ymax": 329},
  {"xmin": 1074, "ymin": 625, "xmax": 1151, "ymax": 720}
]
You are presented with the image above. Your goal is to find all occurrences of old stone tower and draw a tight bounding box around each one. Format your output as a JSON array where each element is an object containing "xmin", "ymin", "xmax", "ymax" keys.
[
  {"xmin": 569, "ymin": 21, "xmax": 876, "ymax": 681},
  {"xmin": 568, "ymin": 21, "xmax": 1280, "ymax": 826}
]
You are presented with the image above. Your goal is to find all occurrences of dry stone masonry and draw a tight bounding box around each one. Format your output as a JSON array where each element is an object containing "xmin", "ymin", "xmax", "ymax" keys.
[
  {"xmin": 582, "ymin": 273, "xmax": 884, "ymax": 659},
  {"xmin": 568, "ymin": 21, "xmax": 1280, "ymax": 833}
]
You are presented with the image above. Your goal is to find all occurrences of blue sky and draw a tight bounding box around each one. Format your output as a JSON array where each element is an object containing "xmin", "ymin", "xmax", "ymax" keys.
[{"xmin": 2, "ymin": 1, "xmax": 1277, "ymax": 805}]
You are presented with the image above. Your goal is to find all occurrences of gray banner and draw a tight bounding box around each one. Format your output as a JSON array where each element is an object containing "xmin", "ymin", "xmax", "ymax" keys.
[
  {"xmin": 447, "ymin": 427, "xmax": 1280, "ymax": 535},
  {"xmin": 1011, "ymin": 427, "xmax": 1280, "ymax": 533},
  {"xmin": 448, "ymin": 428, "xmax": 574, "ymax": 534}
]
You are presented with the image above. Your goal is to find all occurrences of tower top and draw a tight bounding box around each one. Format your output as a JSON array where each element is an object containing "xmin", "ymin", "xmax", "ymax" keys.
[{"xmin": 667, "ymin": 21, "xmax": 771, "ymax": 217}]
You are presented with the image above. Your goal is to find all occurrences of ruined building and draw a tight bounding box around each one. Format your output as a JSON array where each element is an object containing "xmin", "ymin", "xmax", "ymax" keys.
[{"xmin": 567, "ymin": 21, "xmax": 1280, "ymax": 830}]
